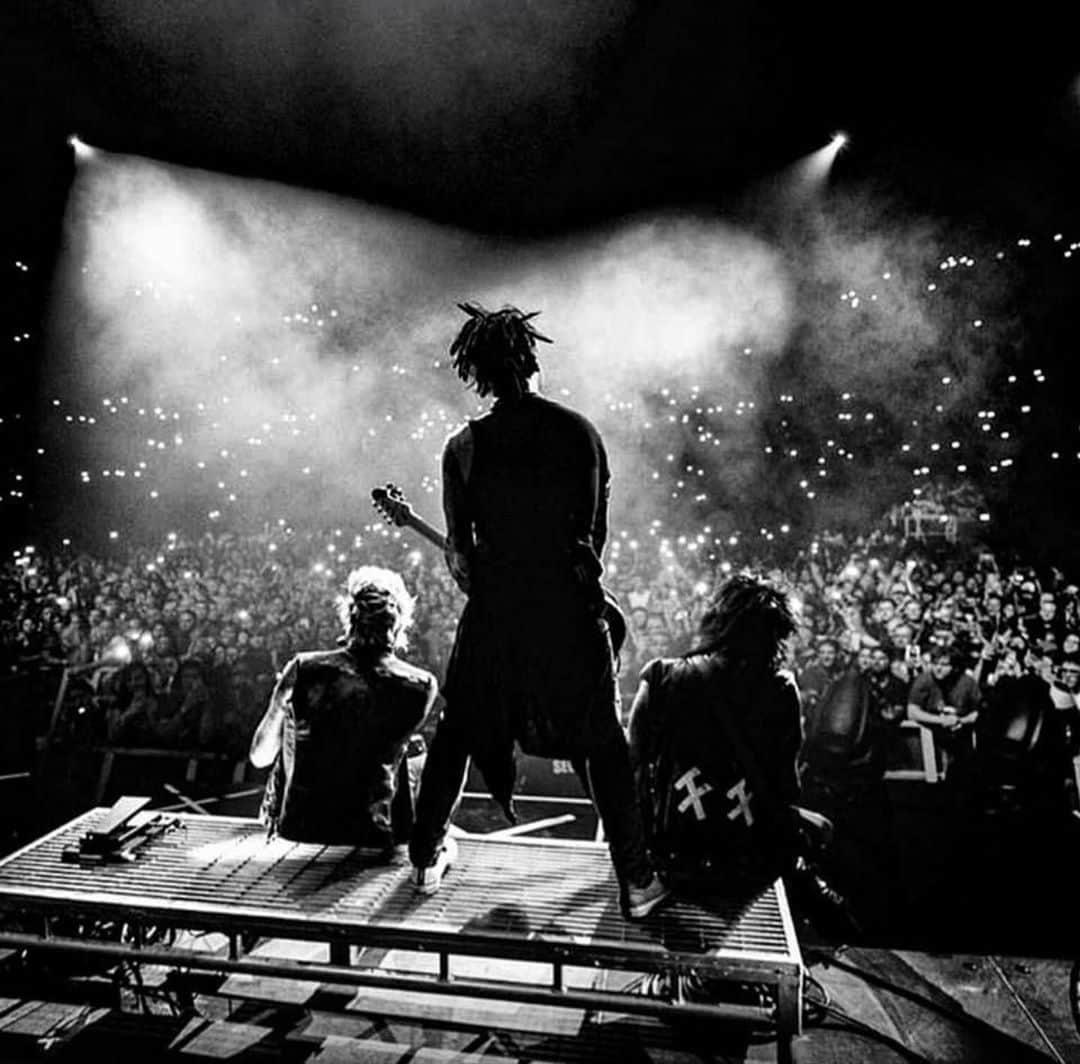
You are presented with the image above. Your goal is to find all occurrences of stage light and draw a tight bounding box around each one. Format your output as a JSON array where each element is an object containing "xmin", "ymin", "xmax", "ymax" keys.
[
  {"xmin": 67, "ymin": 134, "xmax": 95, "ymax": 161},
  {"xmin": 811, "ymin": 130, "xmax": 849, "ymax": 174},
  {"xmin": 767, "ymin": 129, "xmax": 852, "ymax": 213}
]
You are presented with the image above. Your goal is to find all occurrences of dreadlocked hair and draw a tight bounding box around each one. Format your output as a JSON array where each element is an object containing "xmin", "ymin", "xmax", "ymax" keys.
[
  {"xmin": 693, "ymin": 572, "xmax": 796, "ymax": 670},
  {"xmin": 336, "ymin": 566, "xmax": 416, "ymax": 655},
  {"xmin": 449, "ymin": 302, "xmax": 552, "ymax": 398}
]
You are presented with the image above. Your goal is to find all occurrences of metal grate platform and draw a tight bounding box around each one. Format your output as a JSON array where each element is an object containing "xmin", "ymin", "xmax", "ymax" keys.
[{"xmin": 0, "ymin": 807, "xmax": 804, "ymax": 1059}]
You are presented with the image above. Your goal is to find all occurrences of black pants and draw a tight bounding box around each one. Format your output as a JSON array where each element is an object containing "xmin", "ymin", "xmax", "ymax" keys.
[{"xmin": 408, "ymin": 707, "xmax": 652, "ymax": 891}]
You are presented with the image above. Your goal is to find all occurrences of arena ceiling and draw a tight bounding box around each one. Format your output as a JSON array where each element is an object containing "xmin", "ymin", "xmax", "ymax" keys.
[{"xmin": 4, "ymin": 1, "xmax": 1080, "ymax": 237}]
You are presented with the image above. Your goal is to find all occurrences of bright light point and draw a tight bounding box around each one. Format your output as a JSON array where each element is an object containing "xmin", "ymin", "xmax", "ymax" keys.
[
  {"xmin": 829, "ymin": 131, "xmax": 849, "ymax": 151},
  {"xmin": 67, "ymin": 134, "xmax": 95, "ymax": 161}
]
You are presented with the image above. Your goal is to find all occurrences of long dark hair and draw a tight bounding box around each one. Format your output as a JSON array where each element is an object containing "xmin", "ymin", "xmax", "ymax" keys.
[
  {"xmin": 449, "ymin": 302, "xmax": 552, "ymax": 398},
  {"xmin": 690, "ymin": 573, "xmax": 796, "ymax": 671}
]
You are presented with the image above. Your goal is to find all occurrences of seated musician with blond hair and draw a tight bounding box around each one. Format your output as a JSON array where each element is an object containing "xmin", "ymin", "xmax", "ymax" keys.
[{"xmin": 250, "ymin": 566, "xmax": 438, "ymax": 853}]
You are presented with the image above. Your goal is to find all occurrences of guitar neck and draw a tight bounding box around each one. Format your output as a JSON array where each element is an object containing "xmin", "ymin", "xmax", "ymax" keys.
[{"xmin": 405, "ymin": 514, "xmax": 448, "ymax": 552}]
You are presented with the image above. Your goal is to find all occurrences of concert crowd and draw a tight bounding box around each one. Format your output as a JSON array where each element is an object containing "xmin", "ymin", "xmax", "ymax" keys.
[{"xmin": 3, "ymin": 510, "xmax": 1079, "ymax": 805}]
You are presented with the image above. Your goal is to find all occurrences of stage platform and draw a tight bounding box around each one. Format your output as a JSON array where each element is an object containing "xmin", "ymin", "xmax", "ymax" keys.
[
  {"xmin": 2, "ymin": 805, "xmax": 1079, "ymax": 1062},
  {"xmin": 0, "ymin": 804, "xmax": 805, "ymax": 1059}
]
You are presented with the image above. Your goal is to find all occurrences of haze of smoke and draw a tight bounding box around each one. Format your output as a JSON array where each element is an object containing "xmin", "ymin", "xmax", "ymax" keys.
[
  {"xmin": 795, "ymin": 188, "xmax": 1012, "ymax": 408},
  {"xmin": 45, "ymin": 156, "xmax": 1013, "ymax": 552},
  {"xmin": 478, "ymin": 212, "xmax": 793, "ymax": 394},
  {"xmin": 466, "ymin": 211, "xmax": 796, "ymax": 534},
  {"xmin": 47, "ymin": 154, "xmax": 483, "ymax": 534},
  {"xmin": 46, "ymin": 159, "xmax": 796, "ymax": 542},
  {"xmin": 775, "ymin": 187, "xmax": 1020, "ymax": 527}
]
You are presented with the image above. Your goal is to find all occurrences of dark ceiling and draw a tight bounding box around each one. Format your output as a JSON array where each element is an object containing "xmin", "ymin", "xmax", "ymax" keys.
[{"xmin": 4, "ymin": 1, "xmax": 1079, "ymax": 238}]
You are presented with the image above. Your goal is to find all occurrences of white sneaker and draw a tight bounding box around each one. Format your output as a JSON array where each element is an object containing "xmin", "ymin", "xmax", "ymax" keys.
[
  {"xmin": 625, "ymin": 873, "xmax": 671, "ymax": 920},
  {"xmin": 411, "ymin": 836, "xmax": 459, "ymax": 896}
]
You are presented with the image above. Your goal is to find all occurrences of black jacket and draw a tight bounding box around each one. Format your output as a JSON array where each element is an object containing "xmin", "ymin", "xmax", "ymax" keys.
[
  {"xmin": 261, "ymin": 649, "xmax": 436, "ymax": 847},
  {"xmin": 628, "ymin": 652, "xmax": 802, "ymax": 889}
]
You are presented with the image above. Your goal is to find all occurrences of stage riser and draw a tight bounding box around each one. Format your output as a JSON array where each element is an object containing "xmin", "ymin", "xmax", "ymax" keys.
[{"xmin": 0, "ymin": 806, "xmax": 804, "ymax": 1058}]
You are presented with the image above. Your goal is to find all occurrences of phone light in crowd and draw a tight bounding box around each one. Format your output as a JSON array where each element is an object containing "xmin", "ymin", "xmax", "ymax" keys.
[{"xmin": 102, "ymin": 636, "xmax": 133, "ymax": 666}]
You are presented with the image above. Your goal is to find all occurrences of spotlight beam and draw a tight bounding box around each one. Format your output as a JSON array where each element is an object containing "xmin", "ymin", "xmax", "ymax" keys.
[{"xmin": 67, "ymin": 134, "xmax": 95, "ymax": 162}]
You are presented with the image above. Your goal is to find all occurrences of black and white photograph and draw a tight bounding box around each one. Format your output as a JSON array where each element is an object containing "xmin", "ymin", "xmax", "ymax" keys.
[{"xmin": 2, "ymin": 3, "xmax": 1080, "ymax": 1060}]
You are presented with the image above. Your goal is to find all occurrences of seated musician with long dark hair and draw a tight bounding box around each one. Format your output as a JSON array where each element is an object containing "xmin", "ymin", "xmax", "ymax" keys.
[
  {"xmin": 250, "ymin": 566, "xmax": 438, "ymax": 852},
  {"xmin": 627, "ymin": 573, "xmax": 855, "ymax": 965},
  {"xmin": 628, "ymin": 574, "xmax": 805, "ymax": 897}
]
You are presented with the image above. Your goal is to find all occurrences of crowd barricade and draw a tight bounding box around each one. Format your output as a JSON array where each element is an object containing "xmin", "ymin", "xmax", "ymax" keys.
[
  {"xmin": 884, "ymin": 721, "xmax": 943, "ymax": 783},
  {"xmin": 91, "ymin": 746, "xmax": 250, "ymax": 805}
]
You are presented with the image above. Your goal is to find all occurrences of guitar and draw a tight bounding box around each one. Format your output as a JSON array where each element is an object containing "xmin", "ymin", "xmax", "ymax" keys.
[{"xmin": 371, "ymin": 482, "xmax": 627, "ymax": 657}]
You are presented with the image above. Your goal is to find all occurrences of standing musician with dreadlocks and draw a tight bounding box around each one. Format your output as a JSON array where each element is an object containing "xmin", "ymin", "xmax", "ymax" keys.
[
  {"xmin": 407, "ymin": 302, "xmax": 668, "ymax": 920},
  {"xmin": 250, "ymin": 566, "xmax": 438, "ymax": 852}
]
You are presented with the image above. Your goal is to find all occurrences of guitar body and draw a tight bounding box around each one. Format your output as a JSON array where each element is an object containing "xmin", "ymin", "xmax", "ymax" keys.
[{"xmin": 372, "ymin": 483, "xmax": 628, "ymax": 657}]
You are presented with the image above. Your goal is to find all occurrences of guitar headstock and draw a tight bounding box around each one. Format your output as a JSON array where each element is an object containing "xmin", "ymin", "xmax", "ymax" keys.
[{"xmin": 371, "ymin": 483, "xmax": 414, "ymax": 528}]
